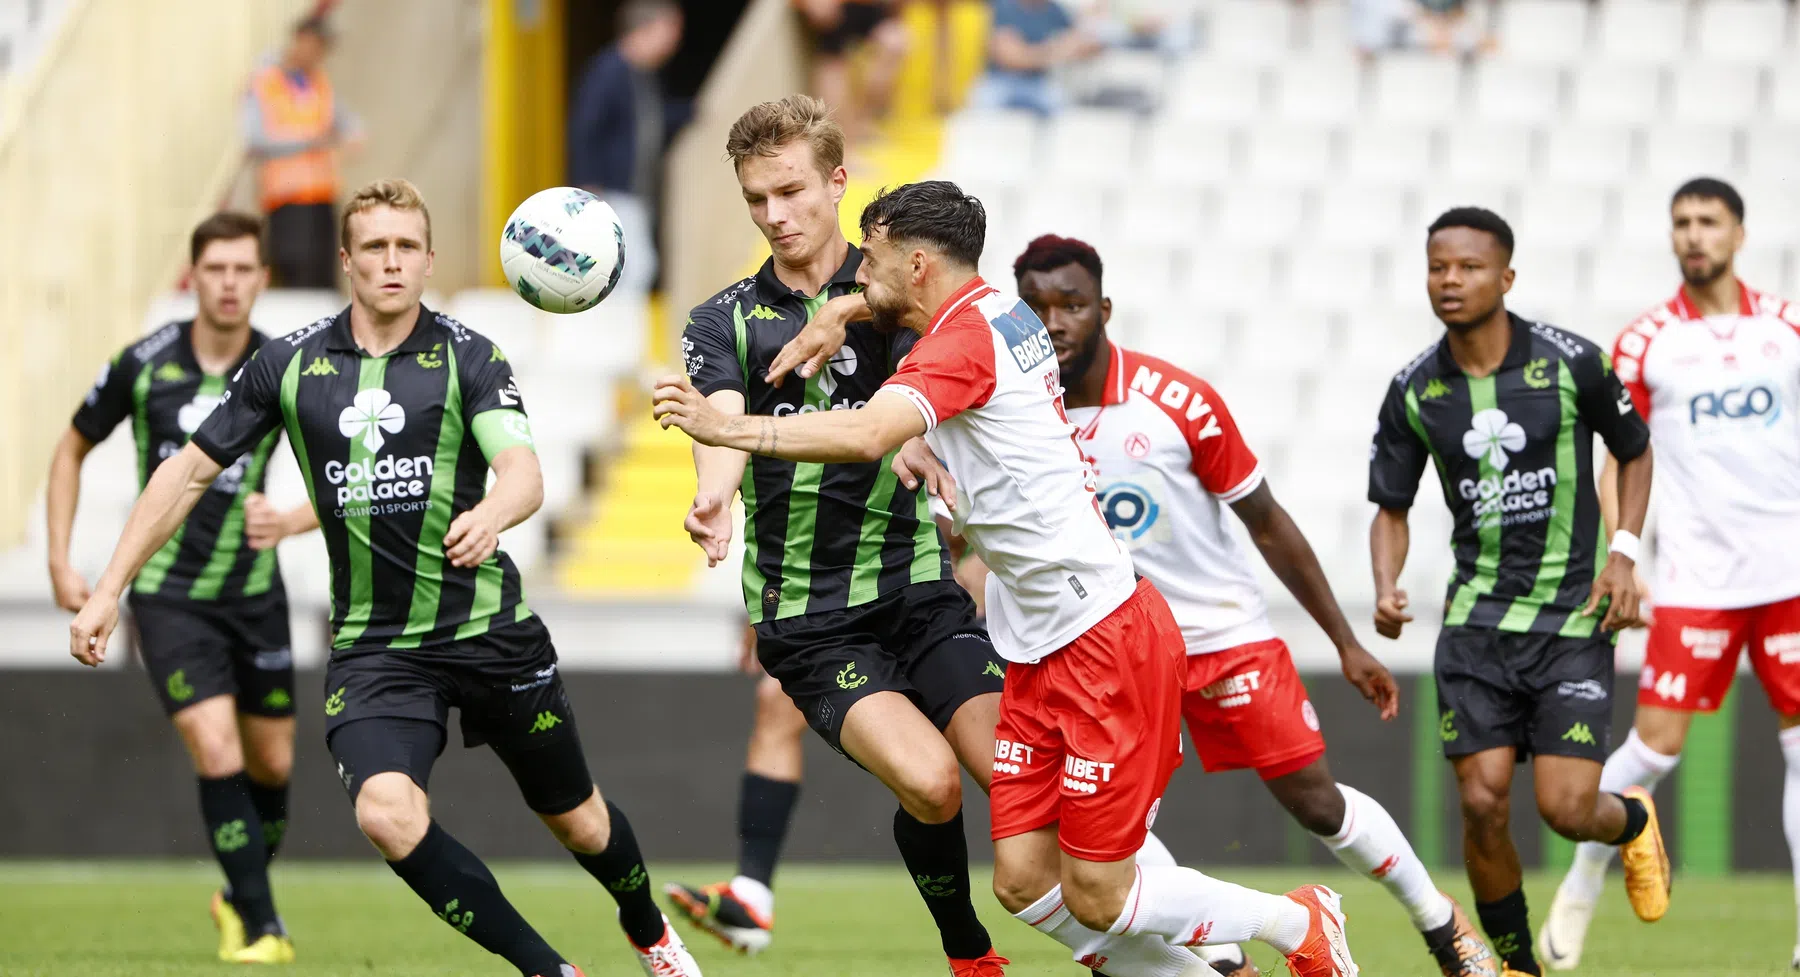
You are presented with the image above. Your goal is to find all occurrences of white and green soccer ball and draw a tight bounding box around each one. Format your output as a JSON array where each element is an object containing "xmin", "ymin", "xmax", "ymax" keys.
[{"xmin": 500, "ymin": 186, "xmax": 626, "ymax": 314}]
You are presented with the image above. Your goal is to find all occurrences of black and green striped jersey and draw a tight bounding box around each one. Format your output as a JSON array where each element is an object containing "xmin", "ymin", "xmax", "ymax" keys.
[
  {"xmin": 682, "ymin": 246, "xmax": 953, "ymax": 624},
  {"xmin": 1370, "ymin": 314, "xmax": 1652, "ymax": 636},
  {"xmin": 191, "ymin": 306, "xmax": 539, "ymax": 652},
  {"xmin": 72, "ymin": 321, "xmax": 284, "ymax": 601}
]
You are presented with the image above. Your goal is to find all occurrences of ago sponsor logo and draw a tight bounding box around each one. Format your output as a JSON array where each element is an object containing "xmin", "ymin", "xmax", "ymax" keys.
[
  {"xmin": 1196, "ymin": 669, "xmax": 1263, "ymax": 708},
  {"xmin": 1689, "ymin": 384, "xmax": 1781, "ymax": 430}
]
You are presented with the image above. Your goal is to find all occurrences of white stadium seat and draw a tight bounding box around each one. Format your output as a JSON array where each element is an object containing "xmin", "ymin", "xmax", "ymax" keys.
[
  {"xmin": 1736, "ymin": 246, "xmax": 1789, "ymax": 297},
  {"xmin": 1570, "ymin": 62, "xmax": 1665, "ymax": 125},
  {"xmin": 1371, "ymin": 55, "xmax": 1462, "ymax": 123},
  {"xmin": 1168, "ymin": 61, "xmax": 1267, "ymax": 124},
  {"xmin": 1118, "ymin": 188, "xmax": 1207, "ymax": 249},
  {"xmin": 1744, "ymin": 128, "xmax": 1800, "ymax": 183},
  {"xmin": 1668, "ymin": 61, "xmax": 1764, "ymax": 124},
  {"xmin": 1342, "ymin": 124, "xmax": 1435, "ymax": 184},
  {"xmin": 1590, "ymin": 248, "xmax": 1675, "ymax": 306},
  {"xmin": 1313, "ymin": 183, "xmax": 1411, "ymax": 246},
  {"xmin": 1770, "ymin": 63, "xmax": 1800, "ymax": 123},
  {"xmin": 1497, "ymin": 0, "xmax": 1593, "ymax": 63},
  {"xmin": 1414, "ymin": 181, "xmax": 1515, "ymax": 231},
  {"xmin": 446, "ymin": 288, "xmax": 545, "ymax": 369},
  {"xmin": 1507, "ymin": 245, "xmax": 1584, "ymax": 322},
  {"xmin": 1515, "ymin": 183, "xmax": 1611, "ymax": 247},
  {"xmin": 1470, "ymin": 61, "xmax": 1563, "ymax": 124},
  {"xmin": 1044, "ymin": 109, "xmax": 1142, "ymax": 183},
  {"xmin": 1443, "ymin": 125, "xmax": 1535, "ymax": 183},
  {"xmin": 1596, "ymin": 0, "xmax": 1691, "ymax": 64},
  {"xmin": 141, "ymin": 291, "xmax": 198, "ymax": 333},
  {"xmin": 1740, "ymin": 180, "xmax": 1800, "ymax": 247},
  {"xmin": 940, "ymin": 110, "xmax": 1040, "ymax": 184},
  {"xmin": 1542, "ymin": 125, "xmax": 1636, "ymax": 184},
  {"xmin": 1641, "ymin": 124, "xmax": 1738, "ymax": 183},
  {"xmin": 1018, "ymin": 181, "xmax": 1111, "ymax": 245},
  {"xmin": 1694, "ymin": 0, "xmax": 1791, "ymax": 61},
  {"xmin": 1205, "ymin": 0, "xmax": 1297, "ymax": 63},
  {"xmin": 1243, "ymin": 123, "xmax": 1337, "ymax": 184},
  {"xmin": 1185, "ymin": 246, "xmax": 1280, "ymax": 310},
  {"xmin": 1215, "ymin": 183, "xmax": 1307, "ymax": 247},
  {"xmin": 1104, "ymin": 244, "xmax": 1180, "ymax": 300},
  {"xmin": 1272, "ymin": 57, "xmax": 1363, "ymax": 124},
  {"xmin": 1300, "ymin": 0, "xmax": 1352, "ymax": 51},
  {"xmin": 1613, "ymin": 180, "xmax": 1677, "ymax": 247},
  {"xmin": 542, "ymin": 291, "xmax": 645, "ymax": 379},
  {"xmin": 252, "ymin": 290, "xmax": 343, "ymax": 337},
  {"xmin": 1284, "ymin": 244, "xmax": 1380, "ymax": 306},
  {"xmin": 1142, "ymin": 121, "xmax": 1235, "ymax": 188}
]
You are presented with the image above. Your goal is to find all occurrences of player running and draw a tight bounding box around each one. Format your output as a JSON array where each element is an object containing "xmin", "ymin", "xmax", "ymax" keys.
[
  {"xmin": 1369, "ymin": 207, "xmax": 1671, "ymax": 977},
  {"xmin": 1015, "ymin": 233, "xmax": 1498, "ymax": 977},
  {"xmin": 1542, "ymin": 178, "xmax": 1800, "ymax": 969},
  {"xmin": 663, "ymin": 96, "xmax": 1010, "ymax": 974},
  {"xmin": 69, "ymin": 179, "xmax": 702, "ymax": 977},
  {"xmin": 658, "ymin": 179, "xmax": 1359, "ymax": 977},
  {"xmin": 47, "ymin": 212, "xmax": 316, "ymax": 964}
]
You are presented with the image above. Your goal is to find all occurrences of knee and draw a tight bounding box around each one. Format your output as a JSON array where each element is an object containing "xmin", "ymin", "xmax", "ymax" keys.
[
  {"xmin": 1278, "ymin": 782, "xmax": 1347, "ymax": 837},
  {"xmin": 246, "ymin": 744, "xmax": 293, "ymax": 786},
  {"xmin": 543, "ymin": 793, "xmax": 609, "ymax": 854},
  {"xmin": 355, "ymin": 777, "xmax": 430, "ymax": 859},
  {"xmin": 1062, "ymin": 878, "xmax": 1128, "ymax": 934},
  {"xmin": 186, "ymin": 727, "xmax": 245, "ymax": 779},
  {"xmin": 991, "ymin": 860, "xmax": 1056, "ymax": 916},
  {"xmin": 1537, "ymin": 792, "xmax": 1595, "ymax": 840},
  {"xmin": 1460, "ymin": 784, "xmax": 1511, "ymax": 834},
  {"xmin": 898, "ymin": 763, "xmax": 963, "ymax": 824}
]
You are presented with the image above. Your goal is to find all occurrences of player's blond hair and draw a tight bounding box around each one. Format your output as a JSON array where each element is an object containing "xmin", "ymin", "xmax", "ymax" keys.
[
  {"xmin": 340, "ymin": 178, "xmax": 433, "ymax": 250},
  {"xmin": 725, "ymin": 94, "xmax": 845, "ymax": 179}
]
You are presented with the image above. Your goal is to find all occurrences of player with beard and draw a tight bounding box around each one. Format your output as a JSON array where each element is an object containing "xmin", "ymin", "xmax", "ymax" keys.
[
  {"xmin": 1013, "ymin": 233, "xmax": 1499, "ymax": 977},
  {"xmin": 1541, "ymin": 179, "xmax": 1800, "ymax": 969},
  {"xmin": 1370, "ymin": 208, "xmax": 1670, "ymax": 976}
]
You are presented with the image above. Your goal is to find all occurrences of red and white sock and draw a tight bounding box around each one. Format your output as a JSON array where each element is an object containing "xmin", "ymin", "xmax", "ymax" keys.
[
  {"xmin": 1014, "ymin": 884, "xmax": 1218, "ymax": 976},
  {"xmin": 1318, "ymin": 783, "xmax": 1452, "ymax": 932},
  {"xmin": 1107, "ymin": 866, "xmax": 1310, "ymax": 955}
]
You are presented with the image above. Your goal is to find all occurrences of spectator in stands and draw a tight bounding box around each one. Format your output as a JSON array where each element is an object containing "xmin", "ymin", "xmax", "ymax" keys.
[
  {"xmin": 794, "ymin": 1, "xmax": 916, "ymax": 139},
  {"xmin": 242, "ymin": 14, "xmax": 363, "ymax": 290},
  {"xmin": 1349, "ymin": 0, "xmax": 1492, "ymax": 59},
  {"xmin": 568, "ymin": 0, "xmax": 688, "ymax": 293},
  {"xmin": 972, "ymin": 0, "xmax": 1104, "ymax": 116}
]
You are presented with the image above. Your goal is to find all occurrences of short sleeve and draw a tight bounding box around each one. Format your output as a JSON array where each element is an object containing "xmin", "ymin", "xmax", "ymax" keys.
[
  {"xmin": 1571, "ymin": 347, "xmax": 1652, "ymax": 462},
  {"xmin": 1369, "ymin": 377, "xmax": 1429, "ymax": 509},
  {"xmin": 683, "ymin": 306, "xmax": 746, "ymax": 397},
  {"xmin": 882, "ymin": 322, "xmax": 998, "ymax": 431},
  {"xmin": 1609, "ymin": 322, "xmax": 1654, "ymax": 422},
  {"xmin": 191, "ymin": 347, "xmax": 287, "ymax": 466},
  {"xmin": 70, "ymin": 348, "xmax": 136, "ymax": 443},
  {"xmin": 471, "ymin": 409, "xmax": 535, "ymax": 461},
  {"xmin": 1185, "ymin": 381, "xmax": 1262, "ymax": 500},
  {"xmin": 462, "ymin": 339, "xmax": 527, "ymax": 418}
]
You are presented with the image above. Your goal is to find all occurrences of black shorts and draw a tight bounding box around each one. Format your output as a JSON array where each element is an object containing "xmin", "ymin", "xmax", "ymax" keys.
[
  {"xmin": 755, "ymin": 580, "xmax": 1006, "ymax": 754},
  {"xmin": 128, "ymin": 590, "xmax": 295, "ymax": 718},
  {"xmin": 321, "ymin": 616, "xmax": 595, "ymax": 815},
  {"xmin": 814, "ymin": 1, "xmax": 895, "ymax": 55},
  {"xmin": 1435, "ymin": 625, "xmax": 1616, "ymax": 763}
]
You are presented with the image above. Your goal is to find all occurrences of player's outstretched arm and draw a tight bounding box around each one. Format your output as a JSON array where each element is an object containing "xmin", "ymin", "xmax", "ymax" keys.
[
  {"xmin": 655, "ymin": 376, "xmax": 925, "ymax": 464},
  {"xmin": 1234, "ymin": 483, "xmax": 1398, "ymax": 718},
  {"xmin": 45, "ymin": 427, "xmax": 98, "ymax": 612},
  {"xmin": 688, "ymin": 390, "xmax": 749, "ymax": 567},
  {"xmin": 1370, "ymin": 506, "xmax": 1414, "ymax": 641},
  {"xmin": 763, "ymin": 292, "xmax": 868, "ymax": 387},
  {"xmin": 70, "ymin": 442, "xmax": 225, "ymax": 666},
  {"xmin": 444, "ymin": 444, "xmax": 543, "ymax": 569}
]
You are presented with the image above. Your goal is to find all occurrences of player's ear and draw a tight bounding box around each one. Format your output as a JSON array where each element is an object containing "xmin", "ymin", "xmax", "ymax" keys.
[
  {"xmin": 1500, "ymin": 265, "xmax": 1515, "ymax": 294},
  {"xmin": 424, "ymin": 248, "xmax": 435, "ymax": 278},
  {"xmin": 829, "ymin": 165, "xmax": 848, "ymax": 206},
  {"xmin": 1100, "ymin": 296, "xmax": 1112, "ymax": 328}
]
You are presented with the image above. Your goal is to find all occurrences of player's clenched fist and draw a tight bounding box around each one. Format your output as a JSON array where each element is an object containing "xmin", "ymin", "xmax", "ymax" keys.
[
  {"xmin": 1374, "ymin": 588, "xmax": 1413, "ymax": 640},
  {"xmin": 653, "ymin": 375, "xmax": 730, "ymax": 445},
  {"xmin": 68, "ymin": 591, "xmax": 120, "ymax": 667},
  {"xmin": 443, "ymin": 507, "xmax": 502, "ymax": 568}
]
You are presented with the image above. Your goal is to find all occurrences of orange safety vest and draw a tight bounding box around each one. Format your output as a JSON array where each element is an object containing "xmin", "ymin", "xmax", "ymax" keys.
[{"xmin": 251, "ymin": 64, "xmax": 338, "ymax": 210}]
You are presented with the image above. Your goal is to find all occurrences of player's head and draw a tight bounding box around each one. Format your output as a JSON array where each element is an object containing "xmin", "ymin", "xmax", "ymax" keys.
[
  {"xmin": 1425, "ymin": 207, "xmax": 1515, "ymax": 331},
  {"xmin": 286, "ymin": 14, "xmax": 332, "ymax": 72},
  {"xmin": 340, "ymin": 179, "xmax": 434, "ymax": 318},
  {"xmin": 727, "ymin": 95, "xmax": 849, "ymax": 268},
  {"xmin": 1014, "ymin": 234, "xmax": 1110, "ymax": 385},
  {"xmin": 856, "ymin": 180, "xmax": 986, "ymax": 334},
  {"xmin": 1670, "ymin": 177, "xmax": 1745, "ymax": 289},
  {"xmin": 189, "ymin": 211, "xmax": 267, "ymax": 332}
]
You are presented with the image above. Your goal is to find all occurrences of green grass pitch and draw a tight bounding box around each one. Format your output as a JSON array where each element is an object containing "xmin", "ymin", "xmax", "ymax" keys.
[{"xmin": 0, "ymin": 862, "xmax": 1786, "ymax": 975}]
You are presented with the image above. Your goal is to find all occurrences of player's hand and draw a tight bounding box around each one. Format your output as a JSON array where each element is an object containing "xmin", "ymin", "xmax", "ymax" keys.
[
  {"xmin": 1339, "ymin": 643, "xmax": 1400, "ymax": 721},
  {"xmin": 654, "ymin": 375, "xmax": 731, "ymax": 446},
  {"xmin": 1374, "ymin": 588, "xmax": 1413, "ymax": 640},
  {"xmin": 243, "ymin": 493, "xmax": 285, "ymax": 551},
  {"xmin": 764, "ymin": 294, "xmax": 863, "ymax": 388},
  {"xmin": 48, "ymin": 562, "xmax": 91, "ymax": 614},
  {"xmin": 69, "ymin": 591, "xmax": 120, "ymax": 667},
  {"xmin": 686, "ymin": 492, "xmax": 734, "ymax": 567},
  {"xmin": 893, "ymin": 438, "xmax": 955, "ymax": 510},
  {"xmin": 443, "ymin": 507, "xmax": 502, "ymax": 568},
  {"xmin": 1585, "ymin": 557, "xmax": 1645, "ymax": 631}
]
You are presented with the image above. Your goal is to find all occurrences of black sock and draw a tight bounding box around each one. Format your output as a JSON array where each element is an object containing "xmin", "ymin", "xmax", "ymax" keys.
[
  {"xmin": 571, "ymin": 801, "xmax": 665, "ymax": 948},
  {"xmin": 197, "ymin": 773, "xmax": 278, "ymax": 936},
  {"xmin": 1476, "ymin": 888, "xmax": 1541, "ymax": 976},
  {"xmin": 1611, "ymin": 792, "xmax": 1650, "ymax": 845},
  {"xmin": 737, "ymin": 772, "xmax": 800, "ymax": 886},
  {"xmin": 248, "ymin": 779, "xmax": 290, "ymax": 862},
  {"xmin": 388, "ymin": 820, "xmax": 566, "ymax": 976},
  {"xmin": 1421, "ymin": 917, "xmax": 1466, "ymax": 972},
  {"xmin": 893, "ymin": 807, "xmax": 992, "ymax": 959}
]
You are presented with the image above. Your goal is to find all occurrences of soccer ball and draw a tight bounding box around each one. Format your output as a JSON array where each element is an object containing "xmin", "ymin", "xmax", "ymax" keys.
[{"xmin": 499, "ymin": 187, "xmax": 626, "ymax": 314}]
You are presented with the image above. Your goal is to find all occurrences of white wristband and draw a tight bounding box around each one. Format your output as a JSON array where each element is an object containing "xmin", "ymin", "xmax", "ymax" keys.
[{"xmin": 1610, "ymin": 530, "xmax": 1641, "ymax": 563}]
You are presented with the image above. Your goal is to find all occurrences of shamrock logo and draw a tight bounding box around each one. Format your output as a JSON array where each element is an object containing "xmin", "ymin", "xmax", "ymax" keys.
[
  {"xmin": 339, "ymin": 389, "xmax": 406, "ymax": 453},
  {"xmin": 1461, "ymin": 408, "xmax": 1526, "ymax": 469}
]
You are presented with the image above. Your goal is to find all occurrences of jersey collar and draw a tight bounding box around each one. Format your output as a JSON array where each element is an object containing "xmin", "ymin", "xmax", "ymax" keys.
[
  {"xmin": 927, "ymin": 275, "xmax": 997, "ymax": 335},
  {"xmin": 325, "ymin": 304, "xmax": 440, "ymax": 355},
  {"xmin": 1098, "ymin": 340, "xmax": 1128, "ymax": 406},
  {"xmin": 1672, "ymin": 279, "xmax": 1755, "ymax": 320},
  {"xmin": 1433, "ymin": 312, "xmax": 1533, "ymax": 376},
  {"xmin": 753, "ymin": 244, "xmax": 863, "ymax": 306}
]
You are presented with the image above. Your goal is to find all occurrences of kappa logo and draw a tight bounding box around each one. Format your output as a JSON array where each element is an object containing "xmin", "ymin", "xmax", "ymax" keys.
[
  {"xmin": 1421, "ymin": 377, "xmax": 1451, "ymax": 400},
  {"xmin": 339, "ymin": 389, "xmax": 406, "ymax": 452},
  {"xmin": 1562, "ymin": 722, "xmax": 1597, "ymax": 745},
  {"xmin": 1463, "ymin": 408, "xmax": 1527, "ymax": 469},
  {"xmin": 747, "ymin": 304, "xmax": 784, "ymax": 320},
  {"xmin": 154, "ymin": 361, "xmax": 188, "ymax": 383},
  {"xmin": 301, "ymin": 356, "xmax": 338, "ymax": 377}
]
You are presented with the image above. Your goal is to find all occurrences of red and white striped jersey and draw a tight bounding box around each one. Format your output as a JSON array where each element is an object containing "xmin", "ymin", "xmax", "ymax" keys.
[
  {"xmin": 1067, "ymin": 344, "xmax": 1277, "ymax": 654},
  {"xmin": 1612, "ymin": 281, "xmax": 1800, "ymax": 609},
  {"xmin": 883, "ymin": 277, "xmax": 1137, "ymax": 663}
]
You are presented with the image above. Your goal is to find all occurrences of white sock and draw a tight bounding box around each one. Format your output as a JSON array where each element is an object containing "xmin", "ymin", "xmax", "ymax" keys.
[
  {"xmin": 1137, "ymin": 831, "xmax": 1178, "ymax": 867},
  {"xmin": 1565, "ymin": 729, "xmax": 1681, "ymax": 902},
  {"xmin": 1109, "ymin": 865, "xmax": 1311, "ymax": 955},
  {"xmin": 1015, "ymin": 884, "xmax": 1218, "ymax": 976},
  {"xmin": 1780, "ymin": 727, "xmax": 1800, "ymax": 945},
  {"xmin": 1317, "ymin": 783, "xmax": 1452, "ymax": 932},
  {"xmin": 728, "ymin": 875, "xmax": 774, "ymax": 920}
]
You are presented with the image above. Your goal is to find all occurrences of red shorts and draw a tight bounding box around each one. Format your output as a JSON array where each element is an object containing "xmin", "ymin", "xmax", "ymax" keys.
[
  {"xmin": 1183, "ymin": 638, "xmax": 1327, "ymax": 779},
  {"xmin": 989, "ymin": 578, "xmax": 1187, "ymax": 862},
  {"xmin": 1639, "ymin": 595, "xmax": 1800, "ymax": 714}
]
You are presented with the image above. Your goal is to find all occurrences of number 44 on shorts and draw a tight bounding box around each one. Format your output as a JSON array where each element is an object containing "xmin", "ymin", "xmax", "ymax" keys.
[{"xmin": 1641, "ymin": 666, "xmax": 1688, "ymax": 704}]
